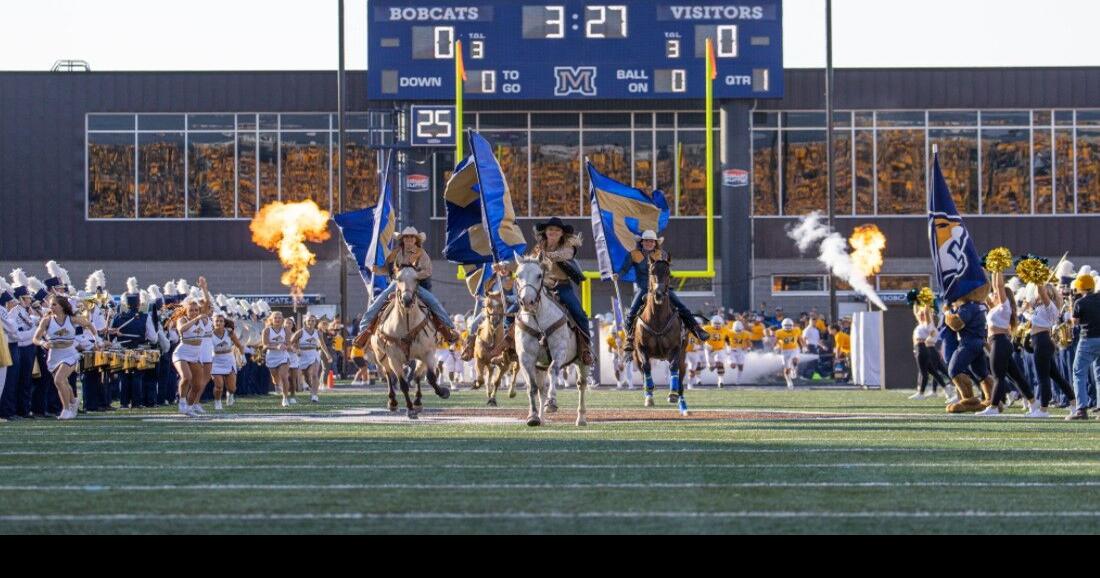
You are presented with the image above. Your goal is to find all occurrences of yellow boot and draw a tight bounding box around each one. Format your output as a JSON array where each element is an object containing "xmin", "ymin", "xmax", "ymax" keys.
[{"xmin": 947, "ymin": 374, "xmax": 985, "ymax": 414}]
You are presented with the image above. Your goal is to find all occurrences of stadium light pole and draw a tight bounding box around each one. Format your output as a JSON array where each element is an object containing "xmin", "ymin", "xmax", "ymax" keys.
[
  {"xmin": 337, "ymin": 0, "xmax": 349, "ymax": 329},
  {"xmin": 825, "ymin": 0, "xmax": 838, "ymax": 323}
]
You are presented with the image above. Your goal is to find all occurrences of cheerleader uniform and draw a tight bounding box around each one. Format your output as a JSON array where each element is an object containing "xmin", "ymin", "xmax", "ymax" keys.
[
  {"xmin": 211, "ymin": 330, "xmax": 236, "ymax": 377},
  {"xmin": 986, "ymin": 302, "xmax": 1032, "ymax": 406},
  {"xmin": 199, "ymin": 318, "xmax": 215, "ymax": 364},
  {"xmin": 265, "ymin": 328, "xmax": 289, "ymax": 368},
  {"xmin": 297, "ymin": 329, "xmax": 321, "ymax": 371},
  {"xmin": 45, "ymin": 315, "xmax": 80, "ymax": 372},
  {"xmin": 172, "ymin": 319, "xmax": 204, "ymax": 364}
]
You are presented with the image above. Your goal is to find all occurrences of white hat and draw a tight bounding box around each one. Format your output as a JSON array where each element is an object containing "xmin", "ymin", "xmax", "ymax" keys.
[
  {"xmin": 398, "ymin": 227, "xmax": 426, "ymax": 243},
  {"xmin": 635, "ymin": 230, "xmax": 664, "ymax": 244},
  {"xmin": 782, "ymin": 318, "xmax": 794, "ymax": 329}
]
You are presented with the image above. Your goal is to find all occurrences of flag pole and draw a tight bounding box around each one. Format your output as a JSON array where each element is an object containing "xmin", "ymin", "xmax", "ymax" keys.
[
  {"xmin": 587, "ymin": 155, "xmax": 625, "ymax": 321},
  {"xmin": 455, "ymin": 40, "xmax": 465, "ymax": 162}
]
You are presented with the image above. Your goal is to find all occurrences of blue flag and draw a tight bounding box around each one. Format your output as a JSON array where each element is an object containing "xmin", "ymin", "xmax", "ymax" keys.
[
  {"xmin": 587, "ymin": 160, "xmax": 670, "ymax": 283},
  {"xmin": 333, "ymin": 154, "xmax": 395, "ymax": 296},
  {"xmin": 444, "ymin": 131, "xmax": 527, "ymax": 264},
  {"xmin": 929, "ymin": 152, "xmax": 987, "ymax": 303}
]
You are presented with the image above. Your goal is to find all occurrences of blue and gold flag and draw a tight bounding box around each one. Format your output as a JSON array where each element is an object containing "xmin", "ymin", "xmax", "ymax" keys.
[
  {"xmin": 443, "ymin": 131, "xmax": 526, "ymax": 264},
  {"xmin": 929, "ymin": 152, "xmax": 987, "ymax": 302},
  {"xmin": 587, "ymin": 160, "xmax": 670, "ymax": 283},
  {"xmin": 333, "ymin": 154, "xmax": 394, "ymax": 295}
]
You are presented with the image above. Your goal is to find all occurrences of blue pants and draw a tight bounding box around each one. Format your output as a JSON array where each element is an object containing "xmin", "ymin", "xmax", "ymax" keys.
[
  {"xmin": 8, "ymin": 345, "xmax": 34, "ymax": 417},
  {"xmin": 551, "ymin": 284, "xmax": 590, "ymax": 340},
  {"xmin": 1073, "ymin": 337, "xmax": 1100, "ymax": 409},
  {"xmin": 119, "ymin": 371, "xmax": 143, "ymax": 409},
  {"xmin": 0, "ymin": 343, "xmax": 22, "ymax": 418},
  {"xmin": 31, "ymin": 347, "xmax": 51, "ymax": 416},
  {"xmin": 82, "ymin": 370, "xmax": 103, "ymax": 411},
  {"xmin": 360, "ymin": 282, "xmax": 455, "ymax": 332},
  {"xmin": 627, "ymin": 287, "xmax": 695, "ymax": 328},
  {"xmin": 948, "ymin": 339, "xmax": 990, "ymax": 381}
]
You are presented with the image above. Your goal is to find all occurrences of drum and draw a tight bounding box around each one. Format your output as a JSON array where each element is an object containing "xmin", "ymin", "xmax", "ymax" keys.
[
  {"xmin": 137, "ymin": 350, "xmax": 160, "ymax": 370},
  {"xmin": 94, "ymin": 349, "xmax": 110, "ymax": 367},
  {"xmin": 123, "ymin": 350, "xmax": 140, "ymax": 371},
  {"xmin": 80, "ymin": 351, "xmax": 98, "ymax": 372},
  {"xmin": 108, "ymin": 351, "xmax": 125, "ymax": 372}
]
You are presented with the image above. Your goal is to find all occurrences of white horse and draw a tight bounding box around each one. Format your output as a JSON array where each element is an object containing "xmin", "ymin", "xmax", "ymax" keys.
[{"xmin": 513, "ymin": 256, "xmax": 588, "ymax": 427}]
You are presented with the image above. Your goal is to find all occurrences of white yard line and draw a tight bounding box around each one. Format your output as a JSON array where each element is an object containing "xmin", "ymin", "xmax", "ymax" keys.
[
  {"xmin": 0, "ymin": 481, "xmax": 1095, "ymax": 492},
  {"xmin": 1, "ymin": 447, "xmax": 1099, "ymax": 457},
  {"xmin": 1, "ymin": 510, "xmax": 1099, "ymax": 523},
  {"xmin": 0, "ymin": 462, "xmax": 1098, "ymax": 471}
]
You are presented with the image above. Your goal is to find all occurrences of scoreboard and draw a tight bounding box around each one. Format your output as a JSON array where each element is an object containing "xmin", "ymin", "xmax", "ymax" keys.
[{"xmin": 367, "ymin": 0, "xmax": 783, "ymax": 100}]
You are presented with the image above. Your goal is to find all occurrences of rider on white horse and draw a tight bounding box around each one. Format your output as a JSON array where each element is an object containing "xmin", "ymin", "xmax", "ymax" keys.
[
  {"xmin": 616, "ymin": 230, "xmax": 710, "ymax": 353},
  {"xmin": 528, "ymin": 217, "xmax": 594, "ymax": 366},
  {"xmin": 359, "ymin": 227, "xmax": 461, "ymax": 343}
]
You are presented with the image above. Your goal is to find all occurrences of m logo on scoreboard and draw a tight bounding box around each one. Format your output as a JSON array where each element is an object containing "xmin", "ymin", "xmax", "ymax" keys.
[{"xmin": 554, "ymin": 66, "xmax": 598, "ymax": 97}]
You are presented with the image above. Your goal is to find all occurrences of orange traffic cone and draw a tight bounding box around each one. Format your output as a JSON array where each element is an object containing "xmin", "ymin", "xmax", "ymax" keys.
[{"xmin": 326, "ymin": 370, "xmax": 335, "ymax": 390}]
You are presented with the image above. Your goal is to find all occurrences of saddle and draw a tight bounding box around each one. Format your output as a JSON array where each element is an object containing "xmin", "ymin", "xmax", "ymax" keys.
[
  {"xmin": 358, "ymin": 293, "xmax": 441, "ymax": 357},
  {"xmin": 515, "ymin": 289, "xmax": 591, "ymax": 367}
]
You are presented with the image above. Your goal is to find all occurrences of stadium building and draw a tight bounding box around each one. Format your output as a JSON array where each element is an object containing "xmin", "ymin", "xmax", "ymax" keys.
[{"xmin": 3, "ymin": 66, "xmax": 1100, "ymax": 319}]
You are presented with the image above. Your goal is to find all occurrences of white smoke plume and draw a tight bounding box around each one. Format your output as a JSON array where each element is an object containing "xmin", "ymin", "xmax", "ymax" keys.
[{"xmin": 787, "ymin": 211, "xmax": 887, "ymax": 311}]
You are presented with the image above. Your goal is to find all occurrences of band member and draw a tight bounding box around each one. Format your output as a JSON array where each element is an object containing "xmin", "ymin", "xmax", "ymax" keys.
[
  {"xmin": 6, "ymin": 271, "xmax": 39, "ymax": 419},
  {"xmin": 727, "ymin": 321, "xmax": 754, "ymax": 385},
  {"xmin": 262, "ymin": 311, "xmax": 292, "ymax": 407},
  {"xmin": 774, "ymin": 318, "xmax": 803, "ymax": 389},
  {"xmin": 210, "ymin": 313, "xmax": 244, "ymax": 411},
  {"xmin": 32, "ymin": 295, "xmax": 99, "ymax": 420},
  {"xmin": 0, "ymin": 281, "xmax": 19, "ymax": 418},
  {"xmin": 527, "ymin": 217, "xmax": 594, "ymax": 365},
  {"xmin": 171, "ymin": 295, "xmax": 209, "ymax": 417},
  {"xmin": 292, "ymin": 314, "xmax": 331, "ymax": 403},
  {"xmin": 111, "ymin": 279, "xmax": 158, "ymax": 409},
  {"xmin": 359, "ymin": 227, "xmax": 460, "ymax": 342},
  {"xmin": 617, "ymin": 230, "xmax": 709, "ymax": 353}
]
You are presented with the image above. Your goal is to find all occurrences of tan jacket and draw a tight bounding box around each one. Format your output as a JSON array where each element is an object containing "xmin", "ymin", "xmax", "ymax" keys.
[
  {"xmin": 529, "ymin": 235, "xmax": 581, "ymax": 286},
  {"xmin": 382, "ymin": 246, "xmax": 432, "ymax": 280}
]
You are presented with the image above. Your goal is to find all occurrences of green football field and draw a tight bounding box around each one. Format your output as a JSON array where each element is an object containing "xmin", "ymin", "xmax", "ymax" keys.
[{"xmin": 1, "ymin": 385, "xmax": 1098, "ymax": 534}]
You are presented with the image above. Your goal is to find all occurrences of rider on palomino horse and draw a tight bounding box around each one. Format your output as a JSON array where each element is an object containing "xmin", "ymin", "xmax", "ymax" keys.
[
  {"xmin": 462, "ymin": 261, "xmax": 518, "ymax": 362},
  {"xmin": 616, "ymin": 230, "xmax": 710, "ymax": 353},
  {"xmin": 527, "ymin": 217, "xmax": 594, "ymax": 366},
  {"xmin": 359, "ymin": 227, "xmax": 461, "ymax": 343}
]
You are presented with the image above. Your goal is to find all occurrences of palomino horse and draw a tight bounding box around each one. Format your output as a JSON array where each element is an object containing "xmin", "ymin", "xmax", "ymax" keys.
[
  {"xmin": 369, "ymin": 266, "xmax": 450, "ymax": 419},
  {"xmin": 632, "ymin": 258, "xmax": 689, "ymax": 416},
  {"xmin": 513, "ymin": 256, "xmax": 588, "ymax": 427},
  {"xmin": 473, "ymin": 294, "xmax": 518, "ymax": 406}
]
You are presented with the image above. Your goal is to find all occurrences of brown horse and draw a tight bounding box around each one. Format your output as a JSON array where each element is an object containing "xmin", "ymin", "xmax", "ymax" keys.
[
  {"xmin": 632, "ymin": 258, "xmax": 689, "ymax": 416},
  {"xmin": 473, "ymin": 294, "xmax": 518, "ymax": 406}
]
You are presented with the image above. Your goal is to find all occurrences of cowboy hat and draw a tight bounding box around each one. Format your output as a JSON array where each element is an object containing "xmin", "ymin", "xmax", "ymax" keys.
[
  {"xmin": 398, "ymin": 226, "xmax": 427, "ymax": 243},
  {"xmin": 635, "ymin": 230, "xmax": 664, "ymax": 244},
  {"xmin": 535, "ymin": 217, "xmax": 574, "ymax": 236}
]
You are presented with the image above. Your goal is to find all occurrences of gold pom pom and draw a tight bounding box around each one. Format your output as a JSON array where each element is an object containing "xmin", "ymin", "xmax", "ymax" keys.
[
  {"xmin": 917, "ymin": 287, "xmax": 935, "ymax": 308},
  {"xmin": 984, "ymin": 247, "xmax": 1013, "ymax": 273},
  {"xmin": 1016, "ymin": 258, "xmax": 1052, "ymax": 286}
]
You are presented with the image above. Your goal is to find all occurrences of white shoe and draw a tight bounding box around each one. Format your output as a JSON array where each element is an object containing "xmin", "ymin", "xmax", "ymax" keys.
[
  {"xmin": 975, "ymin": 406, "xmax": 1002, "ymax": 417},
  {"xmin": 190, "ymin": 404, "xmax": 206, "ymax": 415},
  {"xmin": 226, "ymin": 393, "xmax": 235, "ymax": 407},
  {"xmin": 311, "ymin": 395, "xmax": 319, "ymax": 403},
  {"xmin": 945, "ymin": 395, "xmax": 959, "ymax": 405},
  {"xmin": 908, "ymin": 392, "xmax": 924, "ymax": 400},
  {"xmin": 185, "ymin": 405, "xmax": 203, "ymax": 417},
  {"xmin": 288, "ymin": 397, "xmax": 298, "ymax": 405},
  {"xmin": 1068, "ymin": 401, "xmax": 1078, "ymax": 415},
  {"xmin": 281, "ymin": 397, "xmax": 290, "ymax": 408},
  {"xmin": 1026, "ymin": 407, "xmax": 1050, "ymax": 418},
  {"xmin": 178, "ymin": 401, "xmax": 190, "ymax": 415},
  {"xmin": 214, "ymin": 400, "xmax": 223, "ymax": 411}
]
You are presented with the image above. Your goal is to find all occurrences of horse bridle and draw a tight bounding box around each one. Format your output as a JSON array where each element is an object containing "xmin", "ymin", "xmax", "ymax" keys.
[
  {"xmin": 377, "ymin": 267, "xmax": 431, "ymax": 358},
  {"xmin": 515, "ymin": 266, "xmax": 570, "ymax": 348},
  {"xmin": 639, "ymin": 259, "xmax": 677, "ymax": 338}
]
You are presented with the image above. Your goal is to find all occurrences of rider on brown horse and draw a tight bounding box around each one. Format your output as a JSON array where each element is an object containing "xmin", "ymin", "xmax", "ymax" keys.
[
  {"xmin": 358, "ymin": 227, "xmax": 461, "ymax": 343},
  {"xmin": 616, "ymin": 230, "xmax": 710, "ymax": 353},
  {"xmin": 527, "ymin": 217, "xmax": 594, "ymax": 366}
]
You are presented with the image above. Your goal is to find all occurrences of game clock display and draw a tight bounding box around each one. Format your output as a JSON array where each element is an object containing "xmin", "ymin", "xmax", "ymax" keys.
[{"xmin": 369, "ymin": 0, "xmax": 783, "ymax": 100}]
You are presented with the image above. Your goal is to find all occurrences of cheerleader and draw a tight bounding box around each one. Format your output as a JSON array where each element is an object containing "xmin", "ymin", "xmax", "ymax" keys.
[
  {"xmin": 283, "ymin": 317, "xmax": 301, "ymax": 403},
  {"xmin": 210, "ymin": 313, "xmax": 244, "ymax": 411},
  {"xmin": 191, "ymin": 279, "xmax": 216, "ymax": 406},
  {"xmin": 292, "ymin": 315, "xmax": 331, "ymax": 403},
  {"xmin": 262, "ymin": 311, "xmax": 292, "ymax": 407},
  {"xmin": 171, "ymin": 296, "xmax": 210, "ymax": 417},
  {"xmin": 1028, "ymin": 281, "xmax": 1076, "ymax": 416},
  {"xmin": 31, "ymin": 295, "xmax": 99, "ymax": 420},
  {"xmin": 977, "ymin": 273, "xmax": 1039, "ymax": 417},
  {"xmin": 910, "ymin": 306, "xmax": 948, "ymax": 399}
]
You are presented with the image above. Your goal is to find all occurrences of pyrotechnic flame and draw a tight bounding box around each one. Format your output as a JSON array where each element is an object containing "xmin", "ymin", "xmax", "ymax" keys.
[
  {"xmin": 849, "ymin": 225, "xmax": 886, "ymax": 278},
  {"xmin": 250, "ymin": 200, "xmax": 331, "ymax": 302},
  {"xmin": 787, "ymin": 212, "xmax": 887, "ymax": 311}
]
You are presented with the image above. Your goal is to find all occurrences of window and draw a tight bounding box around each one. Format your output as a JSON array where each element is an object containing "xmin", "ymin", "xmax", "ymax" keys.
[
  {"xmin": 930, "ymin": 129, "xmax": 979, "ymax": 214},
  {"xmin": 772, "ymin": 275, "xmax": 826, "ymax": 295},
  {"xmin": 751, "ymin": 130, "xmax": 779, "ymax": 215},
  {"xmin": 877, "ymin": 275, "xmax": 931, "ymax": 291},
  {"xmin": 1056, "ymin": 129, "xmax": 1076, "ymax": 214},
  {"xmin": 981, "ymin": 128, "xmax": 1030, "ymax": 214},
  {"xmin": 676, "ymin": 130, "xmax": 711, "ymax": 216},
  {"xmin": 782, "ymin": 130, "xmax": 827, "ymax": 215},
  {"xmin": 340, "ymin": 132, "xmax": 381, "ymax": 211},
  {"xmin": 876, "ymin": 129, "xmax": 925, "ymax": 215},
  {"xmin": 86, "ymin": 113, "xmax": 395, "ymax": 220},
  {"xmin": 854, "ymin": 130, "xmax": 874, "ymax": 214},
  {"xmin": 481, "ymin": 130, "xmax": 530, "ymax": 217},
  {"xmin": 1034, "ymin": 127, "xmax": 1053, "ymax": 214},
  {"xmin": 87, "ymin": 132, "xmax": 135, "ymax": 219},
  {"xmin": 530, "ymin": 130, "xmax": 581, "ymax": 216},
  {"xmin": 1078, "ymin": 129, "xmax": 1100, "ymax": 213},
  {"xmin": 188, "ymin": 131, "xmax": 236, "ymax": 218},
  {"xmin": 583, "ymin": 130, "xmax": 632, "ymax": 214},
  {"xmin": 138, "ymin": 132, "xmax": 185, "ymax": 218}
]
